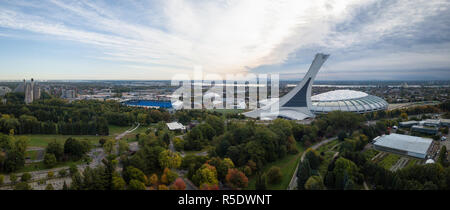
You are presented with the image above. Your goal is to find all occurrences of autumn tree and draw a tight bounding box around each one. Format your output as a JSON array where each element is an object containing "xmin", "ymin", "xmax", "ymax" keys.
[
  {"xmin": 171, "ymin": 178, "xmax": 186, "ymax": 190},
  {"xmin": 159, "ymin": 150, "xmax": 182, "ymax": 169},
  {"xmin": 192, "ymin": 163, "xmax": 219, "ymax": 187},
  {"xmin": 225, "ymin": 168, "xmax": 249, "ymax": 189}
]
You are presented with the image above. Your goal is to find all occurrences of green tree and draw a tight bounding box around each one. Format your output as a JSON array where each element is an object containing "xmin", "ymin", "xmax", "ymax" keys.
[
  {"xmin": 128, "ymin": 179, "xmax": 146, "ymax": 190},
  {"xmin": 192, "ymin": 164, "xmax": 219, "ymax": 187},
  {"xmin": 44, "ymin": 153, "xmax": 57, "ymax": 168},
  {"xmin": 159, "ymin": 150, "xmax": 182, "ymax": 169},
  {"xmin": 14, "ymin": 182, "xmax": 32, "ymax": 190},
  {"xmin": 21, "ymin": 172, "xmax": 32, "ymax": 182},
  {"xmin": 305, "ymin": 176, "xmax": 325, "ymax": 190},
  {"xmin": 45, "ymin": 183, "xmax": 54, "ymax": 190},
  {"xmin": 103, "ymin": 139, "xmax": 116, "ymax": 155},
  {"xmin": 267, "ymin": 166, "xmax": 282, "ymax": 185},
  {"xmin": 112, "ymin": 175, "xmax": 126, "ymax": 190},
  {"xmin": 46, "ymin": 140, "xmax": 64, "ymax": 161}
]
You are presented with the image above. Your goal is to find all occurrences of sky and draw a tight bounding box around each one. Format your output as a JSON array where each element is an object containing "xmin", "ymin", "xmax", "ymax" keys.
[{"xmin": 0, "ymin": 0, "xmax": 449, "ymax": 81}]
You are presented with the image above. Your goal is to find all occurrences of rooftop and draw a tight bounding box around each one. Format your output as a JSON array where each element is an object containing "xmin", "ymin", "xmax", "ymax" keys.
[
  {"xmin": 311, "ymin": 90, "xmax": 368, "ymax": 102},
  {"xmin": 166, "ymin": 122, "xmax": 186, "ymax": 130},
  {"xmin": 374, "ymin": 133, "xmax": 433, "ymax": 155}
]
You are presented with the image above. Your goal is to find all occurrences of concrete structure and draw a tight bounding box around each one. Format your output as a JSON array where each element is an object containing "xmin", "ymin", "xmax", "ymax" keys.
[
  {"xmin": 411, "ymin": 125, "xmax": 438, "ymax": 135},
  {"xmin": 399, "ymin": 121, "xmax": 419, "ymax": 128},
  {"xmin": 441, "ymin": 119, "xmax": 450, "ymax": 127},
  {"xmin": 14, "ymin": 79, "xmax": 41, "ymax": 104},
  {"xmin": 310, "ymin": 90, "xmax": 388, "ymax": 114},
  {"xmin": 244, "ymin": 53, "xmax": 329, "ymax": 120},
  {"xmin": 166, "ymin": 122, "xmax": 186, "ymax": 131},
  {"xmin": 373, "ymin": 133, "xmax": 433, "ymax": 159},
  {"xmin": 0, "ymin": 86, "xmax": 11, "ymax": 97},
  {"xmin": 423, "ymin": 119, "xmax": 440, "ymax": 127}
]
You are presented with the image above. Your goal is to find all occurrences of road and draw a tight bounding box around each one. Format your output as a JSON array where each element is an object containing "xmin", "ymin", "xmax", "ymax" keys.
[{"xmin": 287, "ymin": 137, "xmax": 337, "ymax": 190}]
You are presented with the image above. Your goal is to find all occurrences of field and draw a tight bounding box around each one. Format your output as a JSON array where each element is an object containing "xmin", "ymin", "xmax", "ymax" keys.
[
  {"xmin": 246, "ymin": 143, "xmax": 305, "ymax": 190},
  {"xmin": 377, "ymin": 153, "xmax": 401, "ymax": 170},
  {"xmin": 19, "ymin": 134, "xmax": 102, "ymax": 147}
]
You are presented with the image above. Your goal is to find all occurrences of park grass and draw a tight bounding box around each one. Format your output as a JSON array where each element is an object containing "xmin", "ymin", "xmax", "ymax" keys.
[
  {"xmin": 377, "ymin": 153, "xmax": 401, "ymax": 170},
  {"xmin": 18, "ymin": 125, "xmax": 146, "ymax": 148},
  {"xmin": 363, "ymin": 149, "xmax": 380, "ymax": 161},
  {"xmin": 245, "ymin": 143, "xmax": 305, "ymax": 190},
  {"xmin": 25, "ymin": 150, "xmax": 40, "ymax": 160},
  {"xmin": 19, "ymin": 134, "xmax": 102, "ymax": 148}
]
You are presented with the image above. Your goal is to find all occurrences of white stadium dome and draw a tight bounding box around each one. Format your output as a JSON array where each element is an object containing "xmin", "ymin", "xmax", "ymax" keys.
[{"xmin": 310, "ymin": 90, "xmax": 388, "ymax": 114}]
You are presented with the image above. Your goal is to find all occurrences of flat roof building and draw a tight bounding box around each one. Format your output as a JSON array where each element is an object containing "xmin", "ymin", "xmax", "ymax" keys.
[
  {"xmin": 440, "ymin": 119, "xmax": 450, "ymax": 127},
  {"xmin": 166, "ymin": 122, "xmax": 186, "ymax": 131},
  {"xmin": 373, "ymin": 133, "xmax": 433, "ymax": 159},
  {"xmin": 399, "ymin": 121, "xmax": 419, "ymax": 128},
  {"xmin": 411, "ymin": 125, "xmax": 438, "ymax": 135}
]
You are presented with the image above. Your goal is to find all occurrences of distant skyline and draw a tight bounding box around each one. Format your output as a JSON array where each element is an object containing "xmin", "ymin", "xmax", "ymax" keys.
[{"xmin": 1, "ymin": 0, "xmax": 450, "ymax": 81}]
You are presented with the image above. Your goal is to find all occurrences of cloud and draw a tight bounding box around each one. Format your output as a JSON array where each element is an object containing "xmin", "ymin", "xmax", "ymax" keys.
[{"xmin": 0, "ymin": 0, "xmax": 449, "ymax": 80}]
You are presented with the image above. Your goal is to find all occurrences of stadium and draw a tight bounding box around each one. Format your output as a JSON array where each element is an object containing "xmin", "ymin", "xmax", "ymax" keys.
[
  {"xmin": 244, "ymin": 54, "xmax": 389, "ymax": 120},
  {"xmin": 310, "ymin": 90, "xmax": 388, "ymax": 114}
]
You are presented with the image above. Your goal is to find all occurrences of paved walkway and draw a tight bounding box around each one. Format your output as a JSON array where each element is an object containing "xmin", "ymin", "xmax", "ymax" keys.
[{"xmin": 288, "ymin": 137, "xmax": 337, "ymax": 190}]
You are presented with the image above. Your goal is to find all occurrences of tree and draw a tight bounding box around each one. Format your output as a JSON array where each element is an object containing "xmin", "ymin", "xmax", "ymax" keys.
[
  {"xmin": 46, "ymin": 141, "xmax": 64, "ymax": 161},
  {"xmin": 304, "ymin": 149, "xmax": 321, "ymax": 170},
  {"xmin": 158, "ymin": 184, "xmax": 169, "ymax": 190},
  {"xmin": 255, "ymin": 173, "xmax": 267, "ymax": 190},
  {"xmin": 171, "ymin": 178, "xmax": 186, "ymax": 190},
  {"xmin": 159, "ymin": 150, "xmax": 182, "ymax": 169},
  {"xmin": 400, "ymin": 112, "xmax": 408, "ymax": 121},
  {"xmin": 14, "ymin": 182, "xmax": 32, "ymax": 190},
  {"xmin": 21, "ymin": 172, "xmax": 31, "ymax": 182},
  {"xmin": 9, "ymin": 174, "xmax": 17, "ymax": 184},
  {"xmin": 206, "ymin": 115, "xmax": 224, "ymax": 135},
  {"xmin": 225, "ymin": 168, "xmax": 249, "ymax": 189},
  {"xmin": 47, "ymin": 171, "xmax": 54, "ymax": 179},
  {"xmin": 438, "ymin": 146, "xmax": 448, "ymax": 166},
  {"xmin": 128, "ymin": 179, "xmax": 146, "ymax": 190},
  {"xmin": 44, "ymin": 153, "xmax": 57, "ymax": 168},
  {"xmin": 126, "ymin": 166, "xmax": 147, "ymax": 184},
  {"xmin": 103, "ymin": 139, "xmax": 116, "ymax": 155},
  {"xmin": 45, "ymin": 183, "xmax": 54, "ymax": 190},
  {"xmin": 64, "ymin": 138, "xmax": 90, "ymax": 160},
  {"xmin": 58, "ymin": 169, "xmax": 67, "ymax": 178},
  {"xmin": 267, "ymin": 166, "xmax": 282, "ymax": 184},
  {"xmin": 0, "ymin": 175, "xmax": 4, "ymax": 186},
  {"xmin": 338, "ymin": 131, "xmax": 347, "ymax": 141},
  {"xmin": 118, "ymin": 140, "xmax": 129, "ymax": 155},
  {"xmin": 192, "ymin": 164, "xmax": 219, "ymax": 187},
  {"xmin": 112, "ymin": 175, "xmax": 126, "ymax": 190},
  {"xmin": 149, "ymin": 173, "xmax": 159, "ymax": 186},
  {"xmin": 161, "ymin": 168, "xmax": 178, "ymax": 185},
  {"xmin": 297, "ymin": 159, "xmax": 312, "ymax": 190},
  {"xmin": 304, "ymin": 176, "xmax": 325, "ymax": 190}
]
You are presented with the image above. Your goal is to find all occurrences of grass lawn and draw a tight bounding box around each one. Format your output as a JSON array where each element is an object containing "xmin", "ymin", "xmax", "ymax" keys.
[
  {"xmin": 377, "ymin": 153, "xmax": 401, "ymax": 170},
  {"xmin": 246, "ymin": 143, "xmax": 305, "ymax": 190},
  {"xmin": 19, "ymin": 134, "xmax": 102, "ymax": 148},
  {"xmin": 25, "ymin": 150, "xmax": 40, "ymax": 160},
  {"xmin": 18, "ymin": 125, "xmax": 147, "ymax": 148},
  {"xmin": 363, "ymin": 149, "xmax": 380, "ymax": 161}
]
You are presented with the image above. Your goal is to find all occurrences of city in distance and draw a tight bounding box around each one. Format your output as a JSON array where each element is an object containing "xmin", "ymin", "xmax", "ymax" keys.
[{"xmin": 0, "ymin": 0, "xmax": 450, "ymax": 204}]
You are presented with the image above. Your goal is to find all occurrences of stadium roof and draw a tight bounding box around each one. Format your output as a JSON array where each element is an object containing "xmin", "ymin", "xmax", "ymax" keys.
[
  {"xmin": 311, "ymin": 90, "xmax": 368, "ymax": 102},
  {"xmin": 374, "ymin": 133, "xmax": 432, "ymax": 155}
]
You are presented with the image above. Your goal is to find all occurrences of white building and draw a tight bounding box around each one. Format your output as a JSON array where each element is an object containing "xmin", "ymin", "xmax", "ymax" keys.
[{"xmin": 373, "ymin": 133, "xmax": 433, "ymax": 159}]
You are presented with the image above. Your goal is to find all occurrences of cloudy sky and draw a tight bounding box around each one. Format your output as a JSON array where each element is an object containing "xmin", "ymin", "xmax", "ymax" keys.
[{"xmin": 0, "ymin": 0, "xmax": 449, "ymax": 80}]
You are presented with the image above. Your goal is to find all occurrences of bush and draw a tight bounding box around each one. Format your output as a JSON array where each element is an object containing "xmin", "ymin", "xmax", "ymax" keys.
[
  {"xmin": 58, "ymin": 169, "xmax": 68, "ymax": 178},
  {"xmin": 266, "ymin": 166, "xmax": 282, "ymax": 184},
  {"xmin": 44, "ymin": 153, "xmax": 57, "ymax": 168},
  {"xmin": 21, "ymin": 172, "xmax": 32, "ymax": 182}
]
